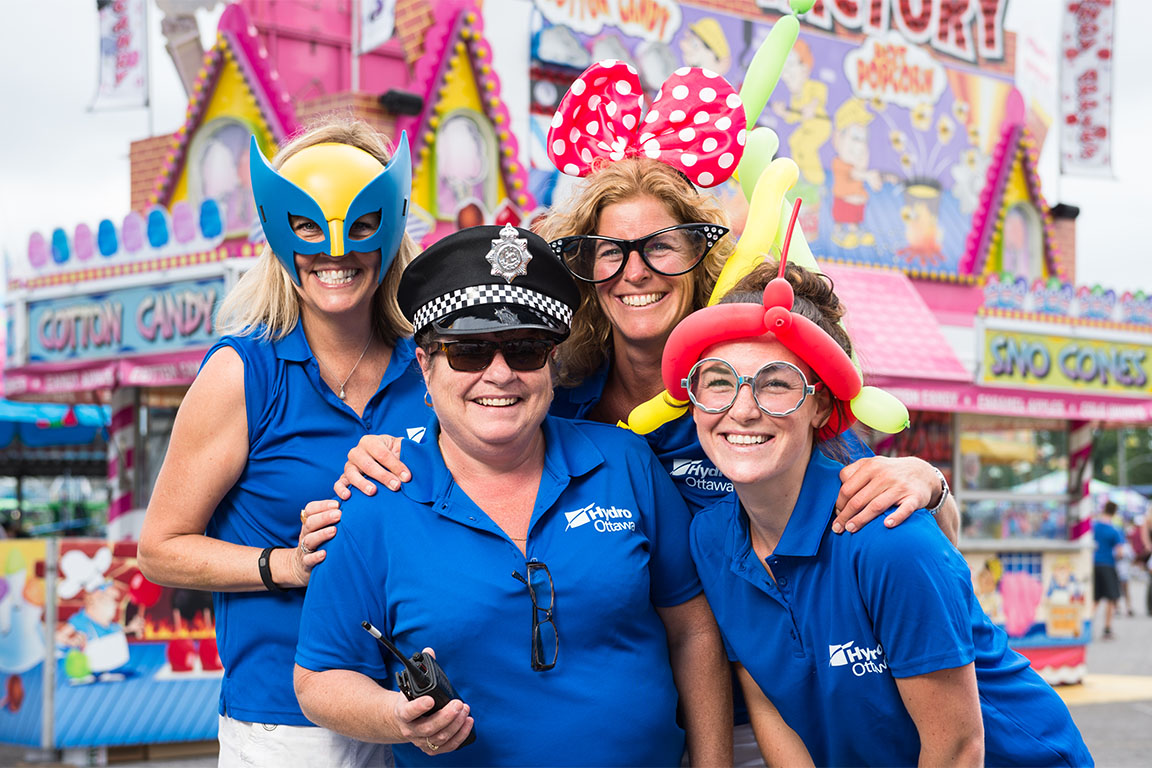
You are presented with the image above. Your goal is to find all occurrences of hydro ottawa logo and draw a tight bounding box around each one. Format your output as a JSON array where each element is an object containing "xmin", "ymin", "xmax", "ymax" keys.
[
  {"xmin": 828, "ymin": 640, "xmax": 889, "ymax": 677},
  {"xmin": 563, "ymin": 502, "xmax": 636, "ymax": 533},
  {"xmin": 669, "ymin": 459, "xmax": 734, "ymax": 492}
]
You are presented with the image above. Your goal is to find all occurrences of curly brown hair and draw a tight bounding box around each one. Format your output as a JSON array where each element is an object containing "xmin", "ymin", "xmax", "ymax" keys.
[{"xmin": 534, "ymin": 157, "xmax": 734, "ymax": 386}]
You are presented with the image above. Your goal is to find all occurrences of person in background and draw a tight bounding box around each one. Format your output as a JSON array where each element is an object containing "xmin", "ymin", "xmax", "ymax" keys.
[
  {"xmin": 1093, "ymin": 501, "xmax": 1126, "ymax": 639},
  {"xmin": 295, "ymin": 225, "xmax": 731, "ymax": 766},
  {"xmin": 1136, "ymin": 511, "xmax": 1152, "ymax": 616},
  {"xmin": 664, "ymin": 260, "xmax": 1092, "ymax": 767},
  {"xmin": 139, "ymin": 117, "xmax": 424, "ymax": 767},
  {"xmin": 1116, "ymin": 520, "xmax": 1137, "ymax": 617}
]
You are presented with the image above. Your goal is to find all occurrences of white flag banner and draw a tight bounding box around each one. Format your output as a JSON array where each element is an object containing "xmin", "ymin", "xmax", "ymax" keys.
[
  {"xmin": 1059, "ymin": 0, "xmax": 1115, "ymax": 176},
  {"xmin": 360, "ymin": 0, "xmax": 398, "ymax": 55},
  {"xmin": 92, "ymin": 0, "xmax": 149, "ymax": 110}
]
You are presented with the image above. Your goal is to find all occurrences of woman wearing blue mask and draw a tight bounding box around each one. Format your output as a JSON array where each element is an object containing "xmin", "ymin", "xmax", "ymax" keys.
[{"xmin": 139, "ymin": 118, "xmax": 426, "ymax": 767}]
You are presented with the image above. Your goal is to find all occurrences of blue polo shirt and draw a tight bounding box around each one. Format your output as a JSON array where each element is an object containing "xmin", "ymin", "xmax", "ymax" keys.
[
  {"xmin": 1093, "ymin": 520, "xmax": 1124, "ymax": 566},
  {"xmin": 297, "ymin": 415, "xmax": 699, "ymax": 767},
  {"xmin": 205, "ymin": 324, "xmax": 429, "ymax": 726},
  {"xmin": 690, "ymin": 449, "xmax": 1092, "ymax": 767}
]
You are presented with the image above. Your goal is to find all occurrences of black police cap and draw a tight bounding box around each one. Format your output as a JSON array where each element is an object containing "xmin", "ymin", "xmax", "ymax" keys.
[{"xmin": 399, "ymin": 224, "xmax": 580, "ymax": 338}]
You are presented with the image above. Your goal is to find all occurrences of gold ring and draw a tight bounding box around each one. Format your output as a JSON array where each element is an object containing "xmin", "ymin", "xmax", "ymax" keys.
[
  {"xmin": 426, "ymin": 738, "xmax": 440, "ymax": 752},
  {"xmin": 300, "ymin": 509, "xmax": 308, "ymax": 525}
]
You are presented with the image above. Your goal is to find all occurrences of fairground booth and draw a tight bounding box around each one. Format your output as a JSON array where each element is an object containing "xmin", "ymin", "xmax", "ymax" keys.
[{"xmin": 2, "ymin": 0, "xmax": 1146, "ymax": 754}]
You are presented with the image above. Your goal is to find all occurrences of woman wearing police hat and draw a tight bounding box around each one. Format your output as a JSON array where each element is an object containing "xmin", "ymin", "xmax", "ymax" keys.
[
  {"xmin": 139, "ymin": 118, "xmax": 426, "ymax": 766},
  {"xmin": 294, "ymin": 225, "xmax": 731, "ymax": 766}
]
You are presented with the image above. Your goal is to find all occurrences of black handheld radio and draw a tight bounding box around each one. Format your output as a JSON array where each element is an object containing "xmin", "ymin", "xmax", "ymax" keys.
[{"xmin": 361, "ymin": 621, "xmax": 476, "ymax": 748}]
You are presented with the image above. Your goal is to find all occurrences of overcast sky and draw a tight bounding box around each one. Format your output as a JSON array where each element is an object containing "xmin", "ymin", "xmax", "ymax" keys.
[{"xmin": 1, "ymin": 0, "xmax": 1149, "ymax": 293}]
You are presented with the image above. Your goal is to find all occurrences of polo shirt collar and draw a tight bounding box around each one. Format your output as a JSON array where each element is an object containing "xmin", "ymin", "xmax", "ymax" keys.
[
  {"xmin": 272, "ymin": 322, "xmax": 312, "ymax": 362},
  {"xmin": 724, "ymin": 448, "xmax": 842, "ymax": 564},
  {"xmin": 399, "ymin": 413, "xmax": 604, "ymax": 508},
  {"xmin": 561, "ymin": 361, "xmax": 609, "ymax": 410},
  {"xmin": 772, "ymin": 449, "xmax": 843, "ymax": 558}
]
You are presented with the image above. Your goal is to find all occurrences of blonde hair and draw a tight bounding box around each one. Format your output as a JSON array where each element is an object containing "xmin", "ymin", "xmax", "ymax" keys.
[
  {"xmin": 534, "ymin": 158, "xmax": 733, "ymax": 386},
  {"xmin": 216, "ymin": 118, "xmax": 417, "ymax": 344},
  {"xmin": 834, "ymin": 98, "xmax": 873, "ymax": 132}
]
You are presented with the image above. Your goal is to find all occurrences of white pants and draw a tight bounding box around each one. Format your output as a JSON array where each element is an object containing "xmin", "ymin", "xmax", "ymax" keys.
[{"xmin": 218, "ymin": 715, "xmax": 393, "ymax": 768}]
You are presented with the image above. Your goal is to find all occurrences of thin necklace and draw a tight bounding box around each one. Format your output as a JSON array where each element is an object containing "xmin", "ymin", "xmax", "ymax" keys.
[{"xmin": 316, "ymin": 339, "xmax": 372, "ymax": 400}]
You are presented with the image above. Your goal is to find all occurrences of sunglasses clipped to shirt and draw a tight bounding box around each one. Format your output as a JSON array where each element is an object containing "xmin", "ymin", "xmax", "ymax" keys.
[
  {"xmin": 434, "ymin": 339, "xmax": 557, "ymax": 372},
  {"xmin": 549, "ymin": 223, "xmax": 729, "ymax": 284}
]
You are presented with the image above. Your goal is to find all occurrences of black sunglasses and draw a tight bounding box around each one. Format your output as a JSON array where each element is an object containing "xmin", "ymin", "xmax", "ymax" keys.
[
  {"xmin": 549, "ymin": 223, "xmax": 729, "ymax": 284},
  {"xmin": 434, "ymin": 339, "xmax": 556, "ymax": 372},
  {"xmin": 511, "ymin": 562, "xmax": 557, "ymax": 671}
]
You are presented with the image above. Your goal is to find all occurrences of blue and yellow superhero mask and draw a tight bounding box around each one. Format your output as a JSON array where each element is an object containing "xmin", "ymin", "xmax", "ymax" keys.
[{"xmin": 249, "ymin": 133, "xmax": 411, "ymax": 285}]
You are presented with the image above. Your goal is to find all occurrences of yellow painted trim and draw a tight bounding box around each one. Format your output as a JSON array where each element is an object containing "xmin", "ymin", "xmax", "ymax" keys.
[
  {"xmin": 170, "ymin": 53, "xmax": 273, "ymax": 205},
  {"xmin": 411, "ymin": 32, "xmax": 508, "ymax": 220}
]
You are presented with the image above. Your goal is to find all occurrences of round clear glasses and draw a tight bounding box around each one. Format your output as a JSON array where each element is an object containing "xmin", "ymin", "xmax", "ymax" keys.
[
  {"xmin": 684, "ymin": 359, "xmax": 819, "ymax": 416},
  {"xmin": 549, "ymin": 223, "xmax": 729, "ymax": 284}
]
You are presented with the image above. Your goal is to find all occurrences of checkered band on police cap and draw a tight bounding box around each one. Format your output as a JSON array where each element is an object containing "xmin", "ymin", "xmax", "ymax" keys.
[
  {"xmin": 398, "ymin": 224, "xmax": 581, "ymax": 335},
  {"xmin": 413, "ymin": 284, "xmax": 574, "ymax": 333}
]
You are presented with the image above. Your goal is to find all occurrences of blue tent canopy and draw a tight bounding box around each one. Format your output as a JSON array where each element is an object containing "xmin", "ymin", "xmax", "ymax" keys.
[{"xmin": 0, "ymin": 400, "xmax": 109, "ymax": 449}]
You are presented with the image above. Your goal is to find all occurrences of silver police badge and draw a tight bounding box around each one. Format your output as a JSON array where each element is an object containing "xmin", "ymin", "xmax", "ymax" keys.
[{"xmin": 486, "ymin": 223, "xmax": 531, "ymax": 283}]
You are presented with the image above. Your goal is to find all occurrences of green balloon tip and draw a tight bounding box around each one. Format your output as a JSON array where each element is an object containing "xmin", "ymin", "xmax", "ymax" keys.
[{"xmin": 791, "ymin": 0, "xmax": 816, "ymax": 13}]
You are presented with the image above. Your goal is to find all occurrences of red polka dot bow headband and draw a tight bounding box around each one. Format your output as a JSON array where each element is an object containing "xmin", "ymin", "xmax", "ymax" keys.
[{"xmin": 547, "ymin": 60, "xmax": 748, "ymax": 188}]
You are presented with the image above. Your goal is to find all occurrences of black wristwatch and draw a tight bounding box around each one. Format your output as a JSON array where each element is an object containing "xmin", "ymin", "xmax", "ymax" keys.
[
  {"xmin": 258, "ymin": 547, "xmax": 284, "ymax": 592},
  {"xmin": 926, "ymin": 467, "xmax": 950, "ymax": 516}
]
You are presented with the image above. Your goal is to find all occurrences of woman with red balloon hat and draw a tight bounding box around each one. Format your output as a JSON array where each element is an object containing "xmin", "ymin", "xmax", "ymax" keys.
[{"xmin": 662, "ymin": 215, "xmax": 1091, "ymax": 767}]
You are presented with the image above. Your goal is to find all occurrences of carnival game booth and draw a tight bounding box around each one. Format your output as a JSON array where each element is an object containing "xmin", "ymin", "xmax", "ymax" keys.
[
  {"xmin": 2, "ymin": 200, "xmax": 237, "ymax": 749},
  {"xmin": 0, "ymin": 537, "xmax": 220, "ymax": 752},
  {"xmin": 0, "ymin": 399, "xmax": 110, "ymax": 537}
]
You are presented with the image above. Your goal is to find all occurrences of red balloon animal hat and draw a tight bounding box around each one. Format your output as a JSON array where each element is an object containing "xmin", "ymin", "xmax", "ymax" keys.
[{"xmin": 661, "ymin": 203, "xmax": 909, "ymax": 441}]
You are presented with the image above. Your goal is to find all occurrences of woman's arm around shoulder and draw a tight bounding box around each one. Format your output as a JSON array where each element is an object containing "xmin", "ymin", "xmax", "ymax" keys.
[
  {"xmin": 655, "ymin": 594, "xmax": 733, "ymax": 767},
  {"xmin": 138, "ymin": 345, "xmax": 307, "ymax": 591},
  {"xmin": 834, "ymin": 455, "xmax": 959, "ymax": 545},
  {"xmin": 736, "ymin": 664, "xmax": 813, "ymax": 767},
  {"xmin": 894, "ymin": 663, "xmax": 984, "ymax": 767}
]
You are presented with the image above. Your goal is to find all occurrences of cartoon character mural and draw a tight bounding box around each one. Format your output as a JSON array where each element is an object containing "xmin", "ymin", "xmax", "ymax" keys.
[
  {"xmin": 0, "ymin": 540, "xmax": 48, "ymax": 732},
  {"xmin": 436, "ymin": 111, "xmax": 497, "ymax": 226},
  {"xmin": 1, "ymin": 539, "xmax": 222, "ymax": 748},
  {"xmin": 55, "ymin": 546, "xmax": 151, "ymax": 685},
  {"xmin": 964, "ymin": 548, "xmax": 1092, "ymax": 643},
  {"xmin": 830, "ymin": 99, "xmax": 884, "ymax": 249},
  {"xmin": 1043, "ymin": 554, "xmax": 1087, "ymax": 639},
  {"xmin": 973, "ymin": 557, "xmax": 1006, "ymax": 625},
  {"xmin": 679, "ymin": 17, "xmax": 731, "ymax": 76},
  {"xmin": 189, "ymin": 118, "xmax": 255, "ymax": 236},
  {"xmin": 528, "ymin": 3, "xmax": 1018, "ymax": 276},
  {"xmin": 772, "ymin": 40, "xmax": 830, "ymax": 188}
]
